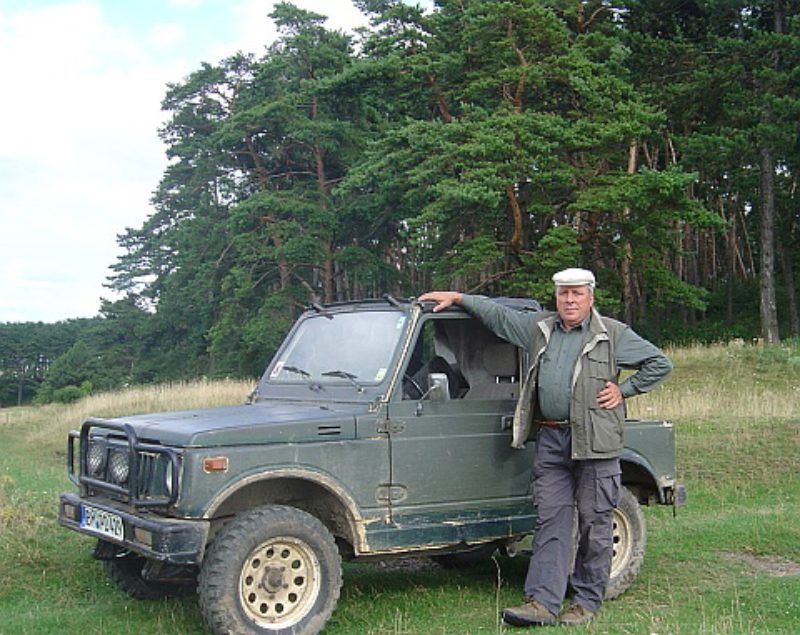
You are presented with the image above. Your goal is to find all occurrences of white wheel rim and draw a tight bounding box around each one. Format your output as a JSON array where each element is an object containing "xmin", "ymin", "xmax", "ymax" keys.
[
  {"xmin": 239, "ymin": 536, "xmax": 322, "ymax": 629},
  {"xmin": 610, "ymin": 506, "xmax": 633, "ymax": 579}
]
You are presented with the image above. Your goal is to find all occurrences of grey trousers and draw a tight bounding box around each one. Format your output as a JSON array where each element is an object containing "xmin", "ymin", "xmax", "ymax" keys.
[{"xmin": 524, "ymin": 427, "xmax": 621, "ymax": 615}]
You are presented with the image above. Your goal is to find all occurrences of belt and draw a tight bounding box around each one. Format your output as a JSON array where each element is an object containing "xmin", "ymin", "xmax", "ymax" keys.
[{"xmin": 535, "ymin": 419, "xmax": 570, "ymax": 428}]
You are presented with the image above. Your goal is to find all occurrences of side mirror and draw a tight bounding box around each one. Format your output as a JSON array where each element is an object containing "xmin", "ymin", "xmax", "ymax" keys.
[
  {"xmin": 427, "ymin": 372, "xmax": 450, "ymax": 402},
  {"xmin": 414, "ymin": 372, "xmax": 451, "ymax": 416}
]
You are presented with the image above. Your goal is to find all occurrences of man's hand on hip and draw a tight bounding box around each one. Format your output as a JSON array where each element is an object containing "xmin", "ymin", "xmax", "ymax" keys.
[{"xmin": 596, "ymin": 381, "xmax": 624, "ymax": 409}]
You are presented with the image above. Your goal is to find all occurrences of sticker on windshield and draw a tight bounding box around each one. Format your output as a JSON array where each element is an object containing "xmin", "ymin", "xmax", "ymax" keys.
[
  {"xmin": 270, "ymin": 361, "xmax": 285, "ymax": 379},
  {"xmin": 396, "ymin": 316, "xmax": 406, "ymax": 329},
  {"xmin": 375, "ymin": 368, "xmax": 387, "ymax": 381}
]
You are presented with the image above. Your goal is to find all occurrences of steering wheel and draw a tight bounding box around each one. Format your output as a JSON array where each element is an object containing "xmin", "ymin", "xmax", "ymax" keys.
[{"xmin": 403, "ymin": 373, "xmax": 425, "ymax": 400}]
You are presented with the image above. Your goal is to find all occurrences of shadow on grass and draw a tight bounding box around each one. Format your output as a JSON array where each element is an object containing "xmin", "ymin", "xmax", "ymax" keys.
[
  {"xmin": 341, "ymin": 554, "xmax": 530, "ymax": 594},
  {"xmin": 326, "ymin": 555, "xmax": 532, "ymax": 634}
]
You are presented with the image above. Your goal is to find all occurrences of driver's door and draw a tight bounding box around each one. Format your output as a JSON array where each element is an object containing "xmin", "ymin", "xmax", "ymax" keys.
[{"xmin": 384, "ymin": 314, "xmax": 536, "ymax": 547}]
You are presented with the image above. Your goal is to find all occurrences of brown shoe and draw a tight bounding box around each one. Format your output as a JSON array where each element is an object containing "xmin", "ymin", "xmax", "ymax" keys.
[
  {"xmin": 502, "ymin": 597, "xmax": 557, "ymax": 627},
  {"xmin": 559, "ymin": 602, "xmax": 596, "ymax": 626}
]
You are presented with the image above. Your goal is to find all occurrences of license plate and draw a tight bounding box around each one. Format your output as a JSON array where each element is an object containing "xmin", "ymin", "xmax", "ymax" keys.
[{"xmin": 80, "ymin": 505, "xmax": 124, "ymax": 541}]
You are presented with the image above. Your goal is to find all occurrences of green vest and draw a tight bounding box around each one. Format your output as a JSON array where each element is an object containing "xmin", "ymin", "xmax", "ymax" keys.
[{"xmin": 511, "ymin": 308, "xmax": 628, "ymax": 460}]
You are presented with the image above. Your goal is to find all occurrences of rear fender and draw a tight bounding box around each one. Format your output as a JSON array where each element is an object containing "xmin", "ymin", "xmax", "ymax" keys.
[{"xmin": 620, "ymin": 448, "xmax": 671, "ymax": 505}]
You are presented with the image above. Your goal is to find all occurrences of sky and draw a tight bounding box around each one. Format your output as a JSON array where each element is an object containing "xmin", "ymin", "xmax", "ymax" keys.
[{"xmin": 0, "ymin": 0, "xmax": 375, "ymax": 323}]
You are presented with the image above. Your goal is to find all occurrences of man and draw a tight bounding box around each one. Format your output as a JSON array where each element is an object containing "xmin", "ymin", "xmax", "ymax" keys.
[{"xmin": 419, "ymin": 268, "xmax": 672, "ymax": 627}]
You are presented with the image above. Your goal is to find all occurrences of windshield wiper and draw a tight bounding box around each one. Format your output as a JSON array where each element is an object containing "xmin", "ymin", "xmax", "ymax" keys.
[
  {"xmin": 283, "ymin": 365, "xmax": 322, "ymax": 391},
  {"xmin": 322, "ymin": 370, "xmax": 364, "ymax": 393}
]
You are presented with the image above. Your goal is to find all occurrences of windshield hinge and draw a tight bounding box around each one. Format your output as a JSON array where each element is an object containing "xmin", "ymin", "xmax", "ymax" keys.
[{"xmin": 310, "ymin": 302, "xmax": 333, "ymax": 319}]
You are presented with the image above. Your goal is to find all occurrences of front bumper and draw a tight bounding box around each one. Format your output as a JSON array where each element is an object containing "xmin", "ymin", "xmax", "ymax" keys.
[{"xmin": 58, "ymin": 493, "xmax": 209, "ymax": 565}]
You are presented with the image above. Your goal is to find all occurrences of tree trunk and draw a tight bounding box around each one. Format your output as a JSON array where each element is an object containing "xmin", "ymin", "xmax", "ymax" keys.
[
  {"xmin": 778, "ymin": 232, "xmax": 800, "ymax": 337},
  {"xmin": 759, "ymin": 145, "xmax": 780, "ymax": 343},
  {"xmin": 725, "ymin": 200, "xmax": 736, "ymax": 322},
  {"xmin": 427, "ymin": 74, "xmax": 454, "ymax": 124},
  {"xmin": 505, "ymin": 186, "xmax": 524, "ymax": 253},
  {"xmin": 757, "ymin": 0, "xmax": 784, "ymax": 344},
  {"xmin": 16, "ymin": 374, "xmax": 24, "ymax": 407},
  {"xmin": 621, "ymin": 140, "xmax": 637, "ymax": 325}
]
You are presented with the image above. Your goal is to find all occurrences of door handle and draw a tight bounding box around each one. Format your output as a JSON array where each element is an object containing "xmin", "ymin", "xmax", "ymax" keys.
[{"xmin": 500, "ymin": 415, "xmax": 513, "ymax": 431}]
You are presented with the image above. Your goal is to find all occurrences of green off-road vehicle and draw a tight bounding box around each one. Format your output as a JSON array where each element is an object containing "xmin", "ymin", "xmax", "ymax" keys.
[{"xmin": 58, "ymin": 296, "xmax": 685, "ymax": 635}]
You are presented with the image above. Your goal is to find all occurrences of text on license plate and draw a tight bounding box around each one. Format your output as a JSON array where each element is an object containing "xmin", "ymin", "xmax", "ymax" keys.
[{"xmin": 80, "ymin": 505, "xmax": 124, "ymax": 541}]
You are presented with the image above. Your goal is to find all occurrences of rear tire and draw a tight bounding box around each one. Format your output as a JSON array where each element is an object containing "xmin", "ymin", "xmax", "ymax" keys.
[
  {"xmin": 605, "ymin": 486, "xmax": 646, "ymax": 599},
  {"xmin": 199, "ymin": 504, "xmax": 342, "ymax": 635}
]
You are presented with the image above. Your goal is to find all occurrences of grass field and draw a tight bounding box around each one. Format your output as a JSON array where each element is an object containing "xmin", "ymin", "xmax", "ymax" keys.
[{"xmin": 1, "ymin": 343, "xmax": 799, "ymax": 634}]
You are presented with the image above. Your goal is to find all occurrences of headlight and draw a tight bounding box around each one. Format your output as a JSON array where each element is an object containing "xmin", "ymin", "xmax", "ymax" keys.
[
  {"xmin": 108, "ymin": 450, "xmax": 130, "ymax": 484},
  {"xmin": 87, "ymin": 442, "xmax": 106, "ymax": 476}
]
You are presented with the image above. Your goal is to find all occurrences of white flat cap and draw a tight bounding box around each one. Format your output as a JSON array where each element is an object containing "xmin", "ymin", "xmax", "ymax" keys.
[{"xmin": 552, "ymin": 267, "xmax": 595, "ymax": 290}]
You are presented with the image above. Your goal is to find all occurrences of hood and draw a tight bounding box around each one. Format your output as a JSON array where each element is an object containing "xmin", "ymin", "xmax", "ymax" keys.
[{"xmin": 109, "ymin": 400, "xmax": 369, "ymax": 448}]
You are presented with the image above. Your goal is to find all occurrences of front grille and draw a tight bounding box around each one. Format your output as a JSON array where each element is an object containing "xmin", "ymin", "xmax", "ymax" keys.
[
  {"xmin": 68, "ymin": 418, "xmax": 180, "ymax": 508},
  {"xmin": 136, "ymin": 451, "xmax": 156, "ymax": 496}
]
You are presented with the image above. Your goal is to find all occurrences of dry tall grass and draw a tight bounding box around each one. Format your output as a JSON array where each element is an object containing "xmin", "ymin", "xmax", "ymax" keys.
[
  {"xmin": 19, "ymin": 378, "xmax": 255, "ymax": 446},
  {"xmin": 627, "ymin": 342, "xmax": 800, "ymax": 421}
]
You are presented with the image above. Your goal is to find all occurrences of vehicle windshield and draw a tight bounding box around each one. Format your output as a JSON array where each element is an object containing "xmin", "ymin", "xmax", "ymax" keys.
[{"xmin": 268, "ymin": 310, "xmax": 407, "ymax": 387}]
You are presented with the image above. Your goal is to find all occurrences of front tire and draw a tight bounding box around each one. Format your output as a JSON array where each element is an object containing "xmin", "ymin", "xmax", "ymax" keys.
[
  {"xmin": 199, "ymin": 505, "xmax": 342, "ymax": 635},
  {"xmin": 605, "ymin": 486, "xmax": 646, "ymax": 599},
  {"xmin": 104, "ymin": 552, "xmax": 182, "ymax": 600}
]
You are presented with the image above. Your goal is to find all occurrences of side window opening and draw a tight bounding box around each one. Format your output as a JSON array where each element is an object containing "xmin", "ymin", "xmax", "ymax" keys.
[
  {"xmin": 402, "ymin": 318, "xmax": 520, "ymax": 401},
  {"xmin": 403, "ymin": 320, "xmax": 469, "ymax": 400}
]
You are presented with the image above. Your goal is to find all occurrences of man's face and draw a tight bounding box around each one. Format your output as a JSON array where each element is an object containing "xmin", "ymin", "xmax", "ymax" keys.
[{"xmin": 555, "ymin": 285, "xmax": 594, "ymax": 329}]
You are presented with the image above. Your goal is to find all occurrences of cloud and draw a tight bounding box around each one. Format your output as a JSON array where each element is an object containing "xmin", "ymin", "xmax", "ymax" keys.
[
  {"xmin": 148, "ymin": 22, "xmax": 187, "ymax": 49},
  {"xmin": 168, "ymin": 0, "xmax": 202, "ymax": 7},
  {"xmin": 0, "ymin": 2, "xmax": 182, "ymax": 322},
  {"xmin": 0, "ymin": 0, "xmax": 372, "ymax": 323},
  {"xmin": 213, "ymin": 0, "xmax": 370, "ymax": 60},
  {"xmin": 298, "ymin": 0, "xmax": 371, "ymax": 33}
]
